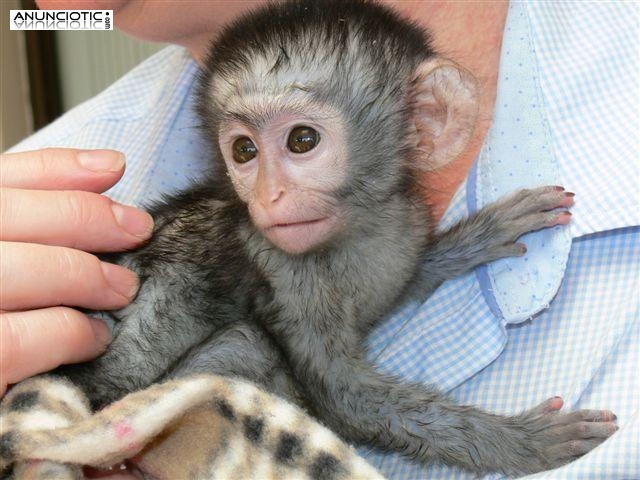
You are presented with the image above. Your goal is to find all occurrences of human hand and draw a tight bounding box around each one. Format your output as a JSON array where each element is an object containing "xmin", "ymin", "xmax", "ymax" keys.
[{"xmin": 0, "ymin": 148, "xmax": 154, "ymax": 395}]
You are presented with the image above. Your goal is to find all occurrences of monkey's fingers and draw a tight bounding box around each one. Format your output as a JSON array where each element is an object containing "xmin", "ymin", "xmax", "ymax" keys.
[
  {"xmin": 0, "ymin": 307, "xmax": 111, "ymax": 394},
  {"xmin": 478, "ymin": 186, "xmax": 575, "ymax": 253},
  {"xmin": 528, "ymin": 397, "xmax": 617, "ymax": 425},
  {"xmin": 498, "ymin": 186, "xmax": 575, "ymax": 216},
  {"xmin": 559, "ymin": 409, "xmax": 618, "ymax": 424},
  {"xmin": 545, "ymin": 438, "xmax": 612, "ymax": 465},
  {"xmin": 521, "ymin": 398, "xmax": 618, "ymax": 469},
  {"xmin": 0, "ymin": 242, "xmax": 139, "ymax": 311},
  {"xmin": 530, "ymin": 396, "xmax": 565, "ymax": 414},
  {"xmin": 551, "ymin": 421, "xmax": 619, "ymax": 443}
]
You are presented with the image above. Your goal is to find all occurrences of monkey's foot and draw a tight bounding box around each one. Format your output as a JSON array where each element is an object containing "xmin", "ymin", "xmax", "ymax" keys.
[
  {"xmin": 466, "ymin": 185, "xmax": 575, "ymax": 262},
  {"xmin": 511, "ymin": 396, "xmax": 618, "ymax": 474}
]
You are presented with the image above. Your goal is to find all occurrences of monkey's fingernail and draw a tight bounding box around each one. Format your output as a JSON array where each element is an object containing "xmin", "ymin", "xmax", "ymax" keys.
[
  {"xmin": 559, "ymin": 193, "xmax": 575, "ymax": 208},
  {"xmin": 552, "ymin": 186, "xmax": 565, "ymax": 192},
  {"xmin": 112, "ymin": 204, "xmax": 154, "ymax": 239},
  {"xmin": 553, "ymin": 211, "xmax": 572, "ymax": 226},
  {"xmin": 78, "ymin": 150, "xmax": 125, "ymax": 173},
  {"xmin": 101, "ymin": 262, "xmax": 140, "ymax": 300},
  {"xmin": 88, "ymin": 318, "xmax": 112, "ymax": 348}
]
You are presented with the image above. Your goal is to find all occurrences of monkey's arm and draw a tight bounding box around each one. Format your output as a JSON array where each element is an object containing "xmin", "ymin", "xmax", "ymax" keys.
[
  {"xmin": 278, "ymin": 320, "xmax": 616, "ymax": 476},
  {"xmin": 417, "ymin": 185, "xmax": 574, "ymax": 294},
  {"xmin": 58, "ymin": 257, "xmax": 219, "ymax": 407},
  {"xmin": 58, "ymin": 193, "xmax": 251, "ymax": 408}
]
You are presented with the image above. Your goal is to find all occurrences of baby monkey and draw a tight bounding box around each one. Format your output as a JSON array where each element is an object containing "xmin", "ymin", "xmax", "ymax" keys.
[{"xmin": 61, "ymin": 0, "xmax": 616, "ymax": 476}]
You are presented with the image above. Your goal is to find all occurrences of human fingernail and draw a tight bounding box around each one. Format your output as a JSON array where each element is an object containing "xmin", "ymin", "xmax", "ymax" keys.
[
  {"xmin": 100, "ymin": 262, "xmax": 139, "ymax": 300},
  {"xmin": 78, "ymin": 150, "xmax": 125, "ymax": 173},
  {"xmin": 112, "ymin": 203, "xmax": 154, "ymax": 239},
  {"xmin": 88, "ymin": 317, "xmax": 112, "ymax": 347}
]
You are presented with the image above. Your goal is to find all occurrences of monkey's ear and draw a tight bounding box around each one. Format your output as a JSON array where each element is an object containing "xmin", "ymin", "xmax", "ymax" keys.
[{"xmin": 410, "ymin": 58, "xmax": 479, "ymax": 170}]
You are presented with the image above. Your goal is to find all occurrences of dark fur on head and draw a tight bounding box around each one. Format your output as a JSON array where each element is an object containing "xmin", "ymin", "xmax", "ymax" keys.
[{"xmin": 197, "ymin": 0, "xmax": 435, "ymax": 206}]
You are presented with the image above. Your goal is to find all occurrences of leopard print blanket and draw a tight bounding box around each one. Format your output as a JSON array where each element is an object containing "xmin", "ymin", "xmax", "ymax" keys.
[{"xmin": 0, "ymin": 375, "xmax": 384, "ymax": 480}]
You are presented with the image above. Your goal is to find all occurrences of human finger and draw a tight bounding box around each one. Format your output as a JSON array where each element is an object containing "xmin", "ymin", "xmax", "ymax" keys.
[
  {"xmin": 0, "ymin": 188, "xmax": 153, "ymax": 251},
  {"xmin": 0, "ymin": 242, "xmax": 139, "ymax": 311},
  {"xmin": 0, "ymin": 148, "xmax": 125, "ymax": 192},
  {"xmin": 0, "ymin": 307, "xmax": 111, "ymax": 394}
]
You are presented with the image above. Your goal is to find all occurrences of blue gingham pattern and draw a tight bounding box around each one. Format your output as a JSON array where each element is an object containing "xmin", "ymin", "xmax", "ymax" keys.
[
  {"xmin": 10, "ymin": 2, "xmax": 639, "ymax": 478},
  {"xmin": 527, "ymin": 1, "xmax": 639, "ymax": 238},
  {"xmin": 11, "ymin": 45, "xmax": 205, "ymax": 207}
]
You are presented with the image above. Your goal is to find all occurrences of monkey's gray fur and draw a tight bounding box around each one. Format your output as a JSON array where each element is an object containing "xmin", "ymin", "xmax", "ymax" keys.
[{"xmin": 59, "ymin": 1, "xmax": 615, "ymax": 476}]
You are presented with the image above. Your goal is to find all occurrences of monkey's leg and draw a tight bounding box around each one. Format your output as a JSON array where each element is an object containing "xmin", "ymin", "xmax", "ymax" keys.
[
  {"xmin": 284, "ymin": 334, "xmax": 615, "ymax": 475},
  {"xmin": 165, "ymin": 322, "xmax": 301, "ymax": 403},
  {"xmin": 419, "ymin": 185, "xmax": 574, "ymax": 292}
]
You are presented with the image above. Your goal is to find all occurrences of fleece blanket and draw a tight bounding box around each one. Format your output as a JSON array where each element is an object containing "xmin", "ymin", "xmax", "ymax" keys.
[{"xmin": 0, "ymin": 374, "xmax": 384, "ymax": 479}]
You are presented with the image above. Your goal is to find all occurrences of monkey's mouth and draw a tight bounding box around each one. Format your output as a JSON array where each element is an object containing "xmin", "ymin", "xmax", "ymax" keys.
[
  {"xmin": 271, "ymin": 218, "xmax": 327, "ymax": 228},
  {"xmin": 264, "ymin": 216, "xmax": 336, "ymax": 254}
]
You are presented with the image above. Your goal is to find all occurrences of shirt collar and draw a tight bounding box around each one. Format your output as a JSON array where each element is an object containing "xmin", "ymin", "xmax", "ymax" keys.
[{"xmin": 466, "ymin": 1, "xmax": 571, "ymax": 323}]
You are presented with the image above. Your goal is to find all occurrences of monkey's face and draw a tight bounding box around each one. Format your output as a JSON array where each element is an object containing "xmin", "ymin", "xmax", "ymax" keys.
[
  {"xmin": 202, "ymin": 1, "xmax": 479, "ymax": 255},
  {"xmin": 218, "ymin": 99, "xmax": 350, "ymax": 255}
]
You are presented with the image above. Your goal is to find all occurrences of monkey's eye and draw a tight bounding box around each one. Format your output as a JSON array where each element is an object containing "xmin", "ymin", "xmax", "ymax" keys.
[
  {"xmin": 287, "ymin": 126, "xmax": 320, "ymax": 154},
  {"xmin": 232, "ymin": 137, "xmax": 258, "ymax": 164}
]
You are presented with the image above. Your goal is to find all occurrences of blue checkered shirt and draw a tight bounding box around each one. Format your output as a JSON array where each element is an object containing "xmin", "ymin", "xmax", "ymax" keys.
[{"xmin": 11, "ymin": 2, "xmax": 639, "ymax": 478}]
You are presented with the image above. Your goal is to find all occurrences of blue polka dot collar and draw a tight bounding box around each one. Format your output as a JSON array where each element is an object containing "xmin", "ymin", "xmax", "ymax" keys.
[{"xmin": 469, "ymin": 2, "xmax": 570, "ymax": 323}]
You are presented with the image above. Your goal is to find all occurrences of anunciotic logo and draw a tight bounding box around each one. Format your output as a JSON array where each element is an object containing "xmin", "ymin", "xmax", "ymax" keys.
[{"xmin": 10, "ymin": 10, "xmax": 113, "ymax": 30}]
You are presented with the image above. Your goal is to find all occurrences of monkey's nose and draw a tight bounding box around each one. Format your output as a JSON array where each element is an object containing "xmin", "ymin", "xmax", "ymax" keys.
[
  {"xmin": 270, "ymin": 188, "xmax": 285, "ymax": 203},
  {"xmin": 256, "ymin": 160, "xmax": 287, "ymax": 205},
  {"xmin": 257, "ymin": 180, "xmax": 286, "ymax": 206}
]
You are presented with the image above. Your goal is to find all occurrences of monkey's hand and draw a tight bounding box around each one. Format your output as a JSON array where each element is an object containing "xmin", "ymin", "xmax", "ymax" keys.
[
  {"xmin": 301, "ymin": 358, "xmax": 617, "ymax": 476},
  {"xmin": 464, "ymin": 185, "xmax": 574, "ymax": 259},
  {"xmin": 421, "ymin": 185, "xmax": 574, "ymax": 291},
  {"xmin": 388, "ymin": 391, "xmax": 617, "ymax": 475},
  {"xmin": 504, "ymin": 396, "xmax": 618, "ymax": 474}
]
